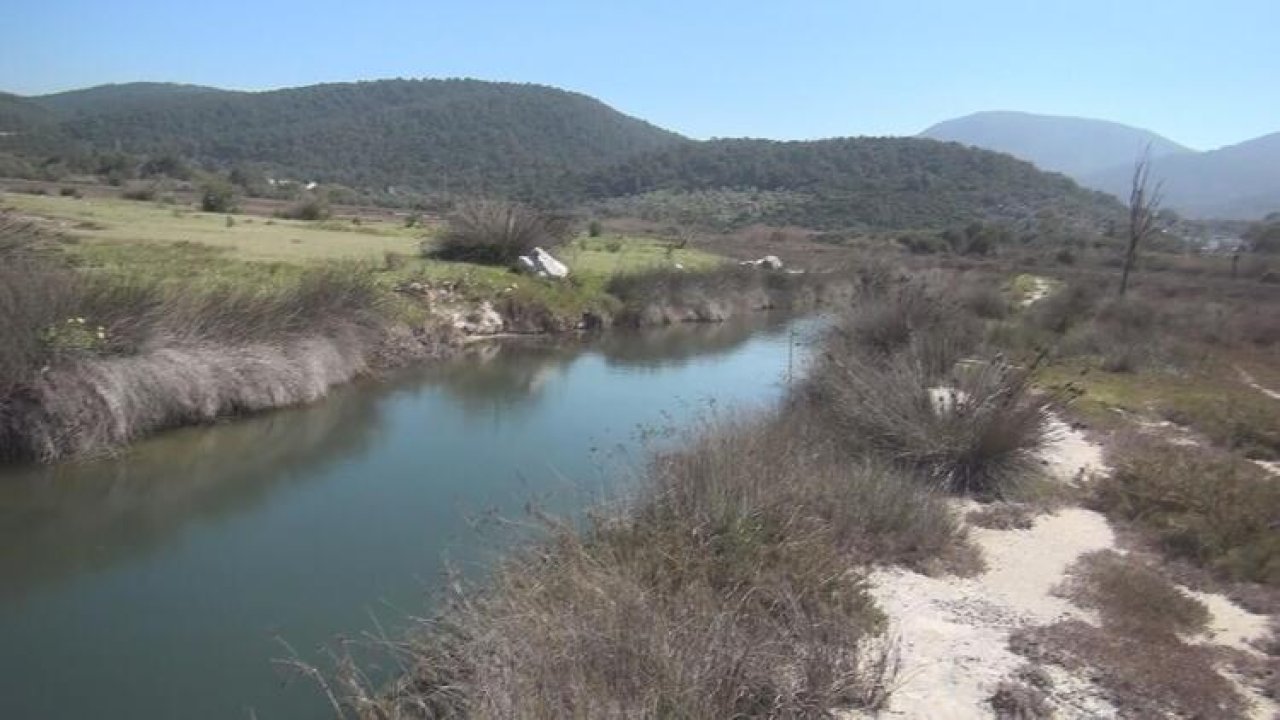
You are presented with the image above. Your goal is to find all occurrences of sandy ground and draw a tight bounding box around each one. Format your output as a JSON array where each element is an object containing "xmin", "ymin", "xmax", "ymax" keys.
[
  {"xmin": 854, "ymin": 418, "xmax": 1278, "ymax": 719},
  {"xmin": 1019, "ymin": 276, "xmax": 1052, "ymax": 307}
]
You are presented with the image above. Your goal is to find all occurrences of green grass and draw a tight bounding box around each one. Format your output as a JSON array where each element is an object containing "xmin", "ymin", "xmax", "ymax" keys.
[
  {"xmin": 1036, "ymin": 360, "xmax": 1280, "ymax": 458},
  {"xmin": 2, "ymin": 193, "xmax": 421, "ymax": 262},
  {"xmin": 4, "ymin": 194, "xmax": 728, "ymax": 326}
]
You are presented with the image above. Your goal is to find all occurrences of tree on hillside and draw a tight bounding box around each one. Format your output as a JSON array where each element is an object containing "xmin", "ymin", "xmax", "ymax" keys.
[{"xmin": 1120, "ymin": 146, "xmax": 1163, "ymax": 296}]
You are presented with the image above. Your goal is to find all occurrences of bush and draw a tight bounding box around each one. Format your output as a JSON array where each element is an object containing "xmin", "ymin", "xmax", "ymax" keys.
[
  {"xmin": 1094, "ymin": 436, "xmax": 1280, "ymax": 585},
  {"xmin": 587, "ymin": 219, "xmax": 602, "ymax": 237},
  {"xmin": 1056, "ymin": 550, "xmax": 1209, "ymax": 637},
  {"xmin": 59, "ymin": 187, "xmax": 81, "ymax": 198},
  {"xmin": 199, "ymin": 180, "xmax": 238, "ymax": 213},
  {"xmin": 430, "ymin": 201, "xmax": 571, "ymax": 266},
  {"xmin": 278, "ymin": 196, "xmax": 331, "ymax": 221},
  {"xmin": 811, "ymin": 285, "xmax": 1053, "ymax": 496},
  {"xmin": 121, "ymin": 184, "xmax": 157, "ymax": 201}
]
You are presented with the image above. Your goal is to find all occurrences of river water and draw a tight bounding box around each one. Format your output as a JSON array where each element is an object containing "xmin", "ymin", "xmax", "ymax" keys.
[{"xmin": 0, "ymin": 315, "xmax": 817, "ymax": 719}]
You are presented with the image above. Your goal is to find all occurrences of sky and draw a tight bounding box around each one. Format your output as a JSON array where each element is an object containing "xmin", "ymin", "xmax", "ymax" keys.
[{"xmin": 2, "ymin": 0, "xmax": 1276, "ymax": 150}]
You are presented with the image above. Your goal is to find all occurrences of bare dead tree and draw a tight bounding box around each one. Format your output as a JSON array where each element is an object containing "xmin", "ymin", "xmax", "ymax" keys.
[{"xmin": 1120, "ymin": 145, "xmax": 1164, "ymax": 296}]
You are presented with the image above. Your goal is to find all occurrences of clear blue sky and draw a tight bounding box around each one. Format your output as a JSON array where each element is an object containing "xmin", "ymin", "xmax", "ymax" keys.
[{"xmin": 2, "ymin": 0, "xmax": 1275, "ymax": 150}]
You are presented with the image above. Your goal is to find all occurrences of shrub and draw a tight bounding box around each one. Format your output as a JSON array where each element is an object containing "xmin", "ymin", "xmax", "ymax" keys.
[
  {"xmin": 199, "ymin": 180, "xmax": 238, "ymax": 213},
  {"xmin": 812, "ymin": 350, "xmax": 1055, "ymax": 497},
  {"xmin": 278, "ymin": 196, "xmax": 331, "ymax": 221},
  {"xmin": 1093, "ymin": 436, "xmax": 1280, "ymax": 585},
  {"xmin": 587, "ymin": 219, "xmax": 602, "ymax": 237},
  {"xmin": 121, "ymin": 183, "xmax": 158, "ymax": 201},
  {"xmin": 1028, "ymin": 281, "xmax": 1097, "ymax": 335},
  {"xmin": 811, "ymin": 285, "xmax": 1054, "ymax": 496},
  {"xmin": 1056, "ymin": 550, "xmax": 1209, "ymax": 637},
  {"xmin": 430, "ymin": 201, "xmax": 571, "ymax": 266},
  {"xmin": 59, "ymin": 187, "xmax": 81, "ymax": 198}
]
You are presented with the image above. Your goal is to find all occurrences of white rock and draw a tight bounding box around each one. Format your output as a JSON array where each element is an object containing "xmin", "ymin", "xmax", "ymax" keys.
[
  {"xmin": 533, "ymin": 247, "xmax": 570, "ymax": 278},
  {"xmin": 453, "ymin": 301, "xmax": 504, "ymax": 335},
  {"xmin": 515, "ymin": 248, "xmax": 570, "ymax": 279}
]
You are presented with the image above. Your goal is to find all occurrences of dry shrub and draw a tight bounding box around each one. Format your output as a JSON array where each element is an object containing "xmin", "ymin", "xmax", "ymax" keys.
[
  {"xmin": 831, "ymin": 281, "xmax": 978, "ymax": 378},
  {"xmin": 988, "ymin": 680, "xmax": 1052, "ymax": 719},
  {"xmin": 967, "ymin": 502, "xmax": 1037, "ymax": 530},
  {"xmin": 1056, "ymin": 550, "xmax": 1209, "ymax": 638},
  {"xmin": 1027, "ymin": 281, "xmax": 1097, "ymax": 335},
  {"xmin": 351, "ymin": 410, "xmax": 968, "ymax": 718},
  {"xmin": 1010, "ymin": 620, "xmax": 1246, "ymax": 719},
  {"xmin": 810, "ymin": 281, "xmax": 1055, "ymax": 497},
  {"xmin": 812, "ymin": 349, "xmax": 1055, "ymax": 497},
  {"xmin": 431, "ymin": 201, "xmax": 571, "ymax": 266},
  {"xmin": 1094, "ymin": 435, "xmax": 1280, "ymax": 586}
]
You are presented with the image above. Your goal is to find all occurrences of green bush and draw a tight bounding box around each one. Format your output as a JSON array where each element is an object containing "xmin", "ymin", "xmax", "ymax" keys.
[{"xmin": 199, "ymin": 180, "xmax": 238, "ymax": 213}]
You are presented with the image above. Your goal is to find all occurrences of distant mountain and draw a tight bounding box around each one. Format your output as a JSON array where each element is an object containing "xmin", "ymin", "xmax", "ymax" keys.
[
  {"xmin": 923, "ymin": 110, "xmax": 1280, "ymax": 219},
  {"xmin": 1083, "ymin": 132, "xmax": 1280, "ymax": 220},
  {"xmin": 575, "ymin": 137, "xmax": 1122, "ymax": 230},
  {"xmin": 921, "ymin": 111, "xmax": 1191, "ymax": 178},
  {"xmin": 3, "ymin": 79, "xmax": 689, "ymax": 195}
]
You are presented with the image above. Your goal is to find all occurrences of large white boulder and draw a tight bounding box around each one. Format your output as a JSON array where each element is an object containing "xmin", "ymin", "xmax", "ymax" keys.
[{"xmin": 516, "ymin": 247, "xmax": 571, "ymax": 279}]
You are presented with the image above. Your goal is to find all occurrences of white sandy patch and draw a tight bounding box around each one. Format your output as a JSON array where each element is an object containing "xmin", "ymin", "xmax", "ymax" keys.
[
  {"xmin": 1253, "ymin": 459, "xmax": 1280, "ymax": 477},
  {"xmin": 1186, "ymin": 588, "xmax": 1272, "ymax": 653},
  {"xmin": 1238, "ymin": 368, "xmax": 1280, "ymax": 402},
  {"xmin": 861, "ymin": 508, "xmax": 1118, "ymax": 719},
  {"xmin": 1039, "ymin": 417, "xmax": 1107, "ymax": 482},
  {"xmin": 1020, "ymin": 276, "xmax": 1052, "ymax": 307}
]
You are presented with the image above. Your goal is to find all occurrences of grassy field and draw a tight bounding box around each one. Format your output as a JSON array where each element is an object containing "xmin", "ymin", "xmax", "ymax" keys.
[{"xmin": 1, "ymin": 191, "xmax": 722, "ymax": 277}]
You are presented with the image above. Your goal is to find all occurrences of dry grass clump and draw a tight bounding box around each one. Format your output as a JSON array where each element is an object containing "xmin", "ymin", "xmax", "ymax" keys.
[
  {"xmin": 1056, "ymin": 550, "xmax": 1210, "ymax": 637},
  {"xmin": 1010, "ymin": 619, "xmax": 1247, "ymax": 718},
  {"xmin": 0, "ymin": 219, "xmax": 395, "ymax": 461},
  {"xmin": 430, "ymin": 200, "xmax": 571, "ymax": 266},
  {"xmin": 347, "ymin": 410, "xmax": 969, "ymax": 718},
  {"xmin": 1093, "ymin": 435, "xmax": 1280, "ymax": 585},
  {"xmin": 1012, "ymin": 549, "xmax": 1245, "ymax": 718},
  {"xmin": 811, "ymin": 285, "xmax": 1055, "ymax": 497},
  {"xmin": 967, "ymin": 502, "xmax": 1038, "ymax": 530}
]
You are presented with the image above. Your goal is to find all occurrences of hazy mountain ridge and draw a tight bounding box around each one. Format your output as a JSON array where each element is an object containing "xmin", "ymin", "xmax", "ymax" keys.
[
  {"xmin": 1083, "ymin": 132, "xmax": 1280, "ymax": 220},
  {"xmin": 922, "ymin": 110, "xmax": 1279, "ymax": 219},
  {"xmin": 921, "ymin": 111, "xmax": 1191, "ymax": 178}
]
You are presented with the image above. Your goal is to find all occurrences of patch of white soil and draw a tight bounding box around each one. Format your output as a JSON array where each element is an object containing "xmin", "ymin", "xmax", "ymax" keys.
[{"xmin": 854, "ymin": 417, "xmax": 1277, "ymax": 718}]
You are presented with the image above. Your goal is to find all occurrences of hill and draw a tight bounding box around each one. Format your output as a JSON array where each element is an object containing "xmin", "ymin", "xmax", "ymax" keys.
[
  {"xmin": 4, "ymin": 79, "xmax": 688, "ymax": 195},
  {"xmin": 1083, "ymin": 133, "xmax": 1280, "ymax": 220},
  {"xmin": 921, "ymin": 111, "xmax": 1191, "ymax": 178},
  {"xmin": 575, "ymin": 137, "xmax": 1123, "ymax": 231},
  {"xmin": 1, "ymin": 80, "xmax": 1126, "ymax": 230}
]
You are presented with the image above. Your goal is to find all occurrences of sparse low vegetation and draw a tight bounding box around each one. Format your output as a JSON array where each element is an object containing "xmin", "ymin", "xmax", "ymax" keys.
[{"xmin": 1093, "ymin": 436, "xmax": 1280, "ymax": 585}]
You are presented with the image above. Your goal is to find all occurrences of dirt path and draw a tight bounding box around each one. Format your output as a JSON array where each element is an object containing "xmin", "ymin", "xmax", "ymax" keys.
[{"xmin": 855, "ymin": 419, "xmax": 1277, "ymax": 718}]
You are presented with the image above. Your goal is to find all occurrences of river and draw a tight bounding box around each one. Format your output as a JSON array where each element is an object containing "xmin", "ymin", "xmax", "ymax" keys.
[{"xmin": 0, "ymin": 315, "xmax": 816, "ymax": 719}]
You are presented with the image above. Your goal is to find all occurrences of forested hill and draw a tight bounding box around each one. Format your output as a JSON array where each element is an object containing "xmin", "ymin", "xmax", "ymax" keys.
[
  {"xmin": 574, "ymin": 137, "xmax": 1123, "ymax": 230},
  {"xmin": 2, "ymin": 79, "xmax": 1125, "ymax": 230},
  {"xmin": 5, "ymin": 79, "xmax": 688, "ymax": 194}
]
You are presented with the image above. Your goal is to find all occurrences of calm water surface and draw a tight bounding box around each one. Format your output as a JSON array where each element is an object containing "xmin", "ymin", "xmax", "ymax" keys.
[{"xmin": 0, "ymin": 315, "xmax": 817, "ymax": 719}]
